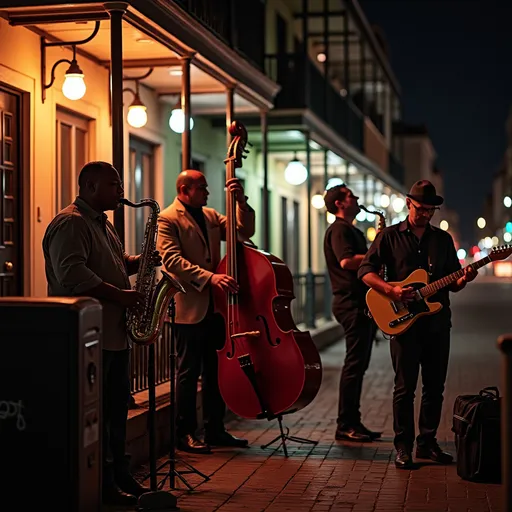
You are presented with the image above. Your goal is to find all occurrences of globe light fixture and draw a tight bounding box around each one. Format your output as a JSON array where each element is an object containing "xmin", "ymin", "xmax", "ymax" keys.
[
  {"xmin": 326, "ymin": 177, "xmax": 344, "ymax": 190},
  {"xmin": 439, "ymin": 220, "xmax": 449, "ymax": 231},
  {"xmin": 311, "ymin": 193, "xmax": 325, "ymax": 209},
  {"xmin": 127, "ymin": 100, "xmax": 148, "ymax": 128},
  {"xmin": 457, "ymin": 248, "xmax": 467, "ymax": 260},
  {"xmin": 61, "ymin": 60, "xmax": 86, "ymax": 100},
  {"xmin": 392, "ymin": 197, "xmax": 405, "ymax": 213},
  {"xmin": 477, "ymin": 217, "xmax": 486, "ymax": 229},
  {"xmin": 169, "ymin": 107, "xmax": 194, "ymax": 134},
  {"xmin": 326, "ymin": 212, "xmax": 336, "ymax": 224},
  {"xmin": 284, "ymin": 157, "xmax": 308, "ymax": 186},
  {"xmin": 380, "ymin": 194, "xmax": 390, "ymax": 208},
  {"xmin": 504, "ymin": 196, "xmax": 512, "ymax": 208},
  {"xmin": 504, "ymin": 232, "xmax": 512, "ymax": 243}
]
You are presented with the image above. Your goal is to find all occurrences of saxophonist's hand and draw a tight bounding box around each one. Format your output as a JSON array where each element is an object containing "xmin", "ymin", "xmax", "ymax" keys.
[{"xmin": 151, "ymin": 250, "xmax": 162, "ymax": 267}]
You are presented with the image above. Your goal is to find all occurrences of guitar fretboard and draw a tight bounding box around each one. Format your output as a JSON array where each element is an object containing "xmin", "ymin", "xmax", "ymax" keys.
[{"xmin": 420, "ymin": 256, "xmax": 491, "ymax": 297}]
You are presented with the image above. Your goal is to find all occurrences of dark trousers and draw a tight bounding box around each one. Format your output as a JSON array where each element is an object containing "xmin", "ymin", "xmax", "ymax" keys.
[
  {"xmin": 335, "ymin": 307, "xmax": 376, "ymax": 428},
  {"xmin": 102, "ymin": 349, "xmax": 131, "ymax": 484},
  {"xmin": 174, "ymin": 313, "xmax": 226, "ymax": 437},
  {"xmin": 390, "ymin": 320, "xmax": 450, "ymax": 450}
]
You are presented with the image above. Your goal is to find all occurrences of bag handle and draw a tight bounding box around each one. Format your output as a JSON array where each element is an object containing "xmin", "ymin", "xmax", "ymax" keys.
[{"xmin": 479, "ymin": 386, "xmax": 500, "ymax": 399}]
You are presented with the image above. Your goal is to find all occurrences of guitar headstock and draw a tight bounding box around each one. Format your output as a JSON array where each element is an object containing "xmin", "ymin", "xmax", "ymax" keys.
[
  {"xmin": 226, "ymin": 120, "xmax": 251, "ymax": 168},
  {"xmin": 489, "ymin": 245, "xmax": 512, "ymax": 261}
]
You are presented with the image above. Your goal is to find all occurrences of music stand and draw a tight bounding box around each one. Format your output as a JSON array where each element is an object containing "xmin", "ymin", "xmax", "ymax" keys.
[
  {"xmin": 260, "ymin": 413, "xmax": 318, "ymax": 457},
  {"xmin": 151, "ymin": 298, "xmax": 210, "ymax": 491}
]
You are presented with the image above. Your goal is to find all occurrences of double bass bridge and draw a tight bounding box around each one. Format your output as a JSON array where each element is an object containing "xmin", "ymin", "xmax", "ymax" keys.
[{"xmin": 230, "ymin": 330, "xmax": 261, "ymax": 340}]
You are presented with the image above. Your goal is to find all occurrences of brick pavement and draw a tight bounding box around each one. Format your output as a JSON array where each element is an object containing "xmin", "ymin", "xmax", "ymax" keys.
[{"xmin": 132, "ymin": 278, "xmax": 508, "ymax": 512}]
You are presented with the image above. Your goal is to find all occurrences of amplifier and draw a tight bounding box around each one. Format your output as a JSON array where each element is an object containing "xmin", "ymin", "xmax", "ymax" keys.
[{"xmin": 0, "ymin": 297, "xmax": 102, "ymax": 511}]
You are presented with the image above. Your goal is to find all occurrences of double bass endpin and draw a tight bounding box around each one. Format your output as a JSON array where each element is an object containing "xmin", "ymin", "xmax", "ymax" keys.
[{"xmin": 230, "ymin": 331, "xmax": 261, "ymax": 340}]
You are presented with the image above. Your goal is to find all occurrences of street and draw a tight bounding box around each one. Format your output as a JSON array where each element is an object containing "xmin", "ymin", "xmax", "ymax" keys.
[{"xmin": 136, "ymin": 275, "xmax": 511, "ymax": 512}]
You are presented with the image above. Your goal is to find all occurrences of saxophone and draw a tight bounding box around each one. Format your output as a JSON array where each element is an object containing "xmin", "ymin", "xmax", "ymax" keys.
[
  {"xmin": 360, "ymin": 204, "xmax": 387, "ymax": 281},
  {"xmin": 121, "ymin": 198, "xmax": 186, "ymax": 346}
]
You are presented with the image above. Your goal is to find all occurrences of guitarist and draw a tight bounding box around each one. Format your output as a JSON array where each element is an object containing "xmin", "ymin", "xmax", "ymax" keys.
[
  {"xmin": 323, "ymin": 184, "xmax": 382, "ymax": 442},
  {"xmin": 358, "ymin": 180, "xmax": 477, "ymax": 469}
]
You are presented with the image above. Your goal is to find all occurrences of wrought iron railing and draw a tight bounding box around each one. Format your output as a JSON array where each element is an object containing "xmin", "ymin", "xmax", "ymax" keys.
[
  {"xmin": 130, "ymin": 272, "xmax": 333, "ymax": 395},
  {"xmin": 172, "ymin": 0, "xmax": 265, "ymax": 70},
  {"xmin": 265, "ymin": 53, "xmax": 364, "ymax": 151}
]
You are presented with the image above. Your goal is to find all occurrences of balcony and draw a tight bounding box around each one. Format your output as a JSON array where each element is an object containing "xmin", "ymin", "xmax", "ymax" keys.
[
  {"xmin": 172, "ymin": 0, "xmax": 265, "ymax": 70},
  {"xmin": 265, "ymin": 53, "xmax": 364, "ymax": 151}
]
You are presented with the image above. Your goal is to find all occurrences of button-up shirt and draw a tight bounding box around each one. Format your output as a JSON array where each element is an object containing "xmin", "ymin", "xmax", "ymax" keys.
[
  {"xmin": 42, "ymin": 197, "xmax": 132, "ymax": 350},
  {"xmin": 324, "ymin": 217, "xmax": 369, "ymax": 312},
  {"xmin": 358, "ymin": 219, "xmax": 461, "ymax": 328}
]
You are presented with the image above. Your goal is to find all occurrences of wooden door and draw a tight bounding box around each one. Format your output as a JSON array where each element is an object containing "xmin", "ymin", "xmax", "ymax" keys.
[{"xmin": 0, "ymin": 87, "xmax": 21, "ymax": 296}]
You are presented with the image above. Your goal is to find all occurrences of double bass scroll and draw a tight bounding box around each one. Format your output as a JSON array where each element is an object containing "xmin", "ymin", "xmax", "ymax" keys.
[{"xmin": 213, "ymin": 120, "xmax": 323, "ymax": 421}]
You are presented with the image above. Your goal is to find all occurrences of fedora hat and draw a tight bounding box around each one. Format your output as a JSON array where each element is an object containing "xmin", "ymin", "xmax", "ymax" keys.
[{"xmin": 406, "ymin": 180, "xmax": 444, "ymax": 206}]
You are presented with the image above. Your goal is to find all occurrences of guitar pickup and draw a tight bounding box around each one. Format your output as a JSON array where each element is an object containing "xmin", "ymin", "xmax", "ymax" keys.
[{"xmin": 389, "ymin": 312, "xmax": 415, "ymax": 328}]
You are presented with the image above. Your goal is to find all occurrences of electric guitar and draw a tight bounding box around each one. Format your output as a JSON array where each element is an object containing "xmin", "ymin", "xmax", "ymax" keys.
[{"xmin": 366, "ymin": 245, "xmax": 512, "ymax": 336}]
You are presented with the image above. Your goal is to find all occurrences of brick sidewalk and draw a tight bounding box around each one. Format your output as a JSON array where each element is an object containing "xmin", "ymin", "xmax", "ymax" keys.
[{"xmin": 133, "ymin": 280, "xmax": 506, "ymax": 512}]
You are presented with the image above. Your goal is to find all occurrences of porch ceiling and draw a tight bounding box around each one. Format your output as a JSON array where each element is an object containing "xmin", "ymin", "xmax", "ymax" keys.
[{"xmin": 0, "ymin": 5, "xmax": 265, "ymax": 111}]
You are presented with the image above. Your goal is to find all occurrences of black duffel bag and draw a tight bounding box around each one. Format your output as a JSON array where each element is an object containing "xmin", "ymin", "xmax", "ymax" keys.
[{"xmin": 452, "ymin": 386, "xmax": 501, "ymax": 483}]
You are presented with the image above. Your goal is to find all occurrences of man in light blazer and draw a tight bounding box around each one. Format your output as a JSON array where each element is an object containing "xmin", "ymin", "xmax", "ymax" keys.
[{"xmin": 157, "ymin": 169, "xmax": 255, "ymax": 454}]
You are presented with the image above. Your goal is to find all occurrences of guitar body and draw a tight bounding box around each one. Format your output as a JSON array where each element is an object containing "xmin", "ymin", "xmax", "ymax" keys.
[{"xmin": 366, "ymin": 269, "xmax": 442, "ymax": 336}]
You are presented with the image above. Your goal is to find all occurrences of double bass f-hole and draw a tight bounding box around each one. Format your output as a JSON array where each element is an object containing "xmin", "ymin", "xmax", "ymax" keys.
[
  {"xmin": 227, "ymin": 328, "xmax": 260, "ymax": 359},
  {"xmin": 256, "ymin": 315, "xmax": 281, "ymax": 346}
]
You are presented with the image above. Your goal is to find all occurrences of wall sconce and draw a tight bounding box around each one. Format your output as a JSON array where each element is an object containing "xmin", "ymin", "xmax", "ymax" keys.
[
  {"xmin": 41, "ymin": 21, "xmax": 100, "ymax": 103},
  {"xmin": 123, "ymin": 69, "xmax": 153, "ymax": 129},
  {"xmin": 169, "ymin": 99, "xmax": 194, "ymax": 134}
]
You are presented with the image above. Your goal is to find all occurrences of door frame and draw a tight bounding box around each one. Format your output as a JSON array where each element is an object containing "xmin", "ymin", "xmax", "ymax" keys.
[{"xmin": 0, "ymin": 81, "xmax": 29, "ymax": 296}]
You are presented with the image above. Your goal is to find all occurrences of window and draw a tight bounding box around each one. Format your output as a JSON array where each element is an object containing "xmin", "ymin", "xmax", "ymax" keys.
[
  {"xmin": 129, "ymin": 137, "xmax": 155, "ymax": 254},
  {"xmin": 55, "ymin": 108, "xmax": 89, "ymax": 211},
  {"xmin": 280, "ymin": 196, "xmax": 300, "ymax": 274}
]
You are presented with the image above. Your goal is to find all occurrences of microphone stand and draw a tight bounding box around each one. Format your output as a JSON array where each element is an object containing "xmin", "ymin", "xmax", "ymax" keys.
[{"xmin": 153, "ymin": 298, "xmax": 210, "ymax": 491}]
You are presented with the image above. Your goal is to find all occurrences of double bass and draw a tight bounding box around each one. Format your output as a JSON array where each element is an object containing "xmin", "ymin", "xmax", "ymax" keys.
[{"xmin": 213, "ymin": 121, "xmax": 323, "ymax": 420}]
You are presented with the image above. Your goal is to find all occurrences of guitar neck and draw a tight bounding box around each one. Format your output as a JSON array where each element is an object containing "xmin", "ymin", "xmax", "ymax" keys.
[{"xmin": 420, "ymin": 256, "xmax": 491, "ymax": 297}]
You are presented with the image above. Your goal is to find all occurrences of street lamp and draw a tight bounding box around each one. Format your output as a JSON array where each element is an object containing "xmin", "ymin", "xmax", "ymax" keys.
[
  {"xmin": 440, "ymin": 220, "xmax": 449, "ymax": 231},
  {"xmin": 505, "ymin": 196, "xmax": 512, "ymax": 208},
  {"xmin": 311, "ymin": 192, "xmax": 325, "ymax": 209},
  {"xmin": 284, "ymin": 157, "xmax": 308, "ymax": 186},
  {"xmin": 477, "ymin": 217, "xmax": 486, "ymax": 229}
]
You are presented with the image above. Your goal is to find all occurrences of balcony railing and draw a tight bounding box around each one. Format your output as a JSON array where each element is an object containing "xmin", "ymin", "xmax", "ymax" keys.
[
  {"xmin": 172, "ymin": 0, "xmax": 265, "ymax": 70},
  {"xmin": 130, "ymin": 272, "xmax": 332, "ymax": 395},
  {"xmin": 265, "ymin": 53, "xmax": 364, "ymax": 151},
  {"xmin": 389, "ymin": 152, "xmax": 405, "ymax": 185}
]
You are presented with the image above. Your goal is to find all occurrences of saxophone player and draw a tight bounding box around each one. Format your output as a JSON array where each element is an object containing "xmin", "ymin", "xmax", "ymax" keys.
[
  {"xmin": 42, "ymin": 161, "xmax": 157, "ymax": 507},
  {"xmin": 323, "ymin": 184, "xmax": 382, "ymax": 442}
]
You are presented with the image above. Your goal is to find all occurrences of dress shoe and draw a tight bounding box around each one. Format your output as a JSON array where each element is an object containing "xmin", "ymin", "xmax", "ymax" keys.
[
  {"xmin": 177, "ymin": 434, "xmax": 212, "ymax": 454},
  {"xmin": 357, "ymin": 422, "xmax": 382, "ymax": 440},
  {"xmin": 416, "ymin": 442, "xmax": 454, "ymax": 464},
  {"xmin": 102, "ymin": 484, "xmax": 138, "ymax": 506},
  {"xmin": 115, "ymin": 471, "xmax": 151, "ymax": 498},
  {"xmin": 395, "ymin": 448, "xmax": 414, "ymax": 469},
  {"xmin": 205, "ymin": 429, "xmax": 249, "ymax": 447},
  {"xmin": 335, "ymin": 426, "xmax": 372, "ymax": 442}
]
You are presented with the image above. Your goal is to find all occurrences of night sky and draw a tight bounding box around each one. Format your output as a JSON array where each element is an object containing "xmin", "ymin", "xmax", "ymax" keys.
[{"xmin": 359, "ymin": 0, "xmax": 512, "ymax": 245}]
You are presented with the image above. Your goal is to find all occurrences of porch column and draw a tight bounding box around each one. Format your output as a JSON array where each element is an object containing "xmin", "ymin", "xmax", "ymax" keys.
[
  {"xmin": 181, "ymin": 55, "xmax": 192, "ymax": 171},
  {"xmin": 106, "ymin": 2, "xmax": 127, "ymax": 245},
  {"xmin": 323, "ymin": 148, "xmax": 331, "ymax": 320},
  {"xmin": 305, "ymin": 131, "xmax": 316, "ymax": 329},
  {"xmin": 261, "ymin": 110, "xmax": 269, "ymax": 251}
]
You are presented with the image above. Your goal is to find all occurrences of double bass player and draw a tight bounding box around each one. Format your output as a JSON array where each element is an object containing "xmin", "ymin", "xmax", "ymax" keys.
[{"xmin": 157, "ymin": 169, "xmax": 254, "ymax": 454}]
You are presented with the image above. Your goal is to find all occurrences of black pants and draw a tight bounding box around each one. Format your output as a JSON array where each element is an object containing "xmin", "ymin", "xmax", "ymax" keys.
[
  {"xmin": 102, "ymin": 349, "xmax": 131, "ymax": 482},
  {"xmin": 335, "ymin": 307, "xmax": 376, "ymax": 428},
  {"xmin": 174, "ymin": 313, "xmax": 226, "ymax": 437},
  {"xmin": 390, "ymin": 320, "xmax": 450, "ymax": 450}
]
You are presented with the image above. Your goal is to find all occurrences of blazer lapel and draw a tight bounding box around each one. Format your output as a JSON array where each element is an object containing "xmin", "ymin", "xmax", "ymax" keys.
[{"xmin": 172, "ymin": 198, "xmax": 208, "ymax": 250}]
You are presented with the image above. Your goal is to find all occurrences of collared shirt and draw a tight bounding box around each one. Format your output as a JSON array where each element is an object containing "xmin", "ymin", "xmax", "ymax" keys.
[
  {"xmin": 358, "ymin": 219, "xmax": 461, "ymax": 328},
  {"xmin": 324, "ymin": 216, "xmax": 369, "ymax": 311},
  {"xmin": 42, "ymin": 197, "xmax": 132, "ymax": 351}
]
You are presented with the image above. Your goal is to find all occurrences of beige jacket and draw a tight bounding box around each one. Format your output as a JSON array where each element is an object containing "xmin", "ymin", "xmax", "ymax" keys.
[{"xmin": 157, "ymin": 198, "xmax": 255, "ymax": 324}]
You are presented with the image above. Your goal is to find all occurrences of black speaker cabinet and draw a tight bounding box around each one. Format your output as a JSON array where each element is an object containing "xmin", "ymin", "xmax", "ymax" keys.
[{"xmin": 0, "ymin": 297, "xmax": 102, "ymax": 511}]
